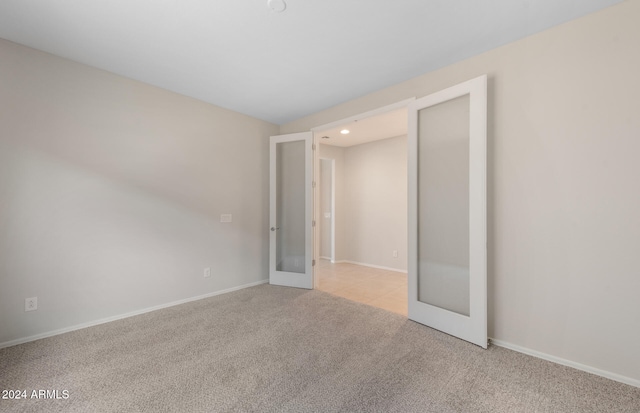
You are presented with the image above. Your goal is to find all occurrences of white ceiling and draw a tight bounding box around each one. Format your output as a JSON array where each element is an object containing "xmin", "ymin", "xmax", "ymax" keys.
[
  {"xmin": 0, "ymin": 0, "xmax": 623, "ymax": 125},
  {"xmin": 315, "ymin": 108, "xmax": 408, "ymax": 148}
]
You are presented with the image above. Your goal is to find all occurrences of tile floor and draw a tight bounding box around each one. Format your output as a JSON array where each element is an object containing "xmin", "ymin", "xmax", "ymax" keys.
[{"xmin": 315, "ymin": 260, "xmax": 408, "ymax": 316}]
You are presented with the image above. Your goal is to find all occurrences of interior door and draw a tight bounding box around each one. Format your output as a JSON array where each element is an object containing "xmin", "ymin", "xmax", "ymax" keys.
[
  {"xmin": 408, "ymin": 75, "xmax": 488, "ymax": 348},
  {"xmin": 269, "ymin": 132, "xmax": 314, "ymax": 289}
]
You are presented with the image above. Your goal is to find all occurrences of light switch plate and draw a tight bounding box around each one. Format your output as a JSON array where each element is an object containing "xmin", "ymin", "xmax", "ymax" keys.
[{"xmin": 220, "ymin": 214, "xmax": 232, "ymax": 223}]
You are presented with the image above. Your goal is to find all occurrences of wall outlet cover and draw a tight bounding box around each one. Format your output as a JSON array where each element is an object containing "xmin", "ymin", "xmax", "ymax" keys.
[{"xmin": 25, "ymin": 297, "xmax": 38, "ymax": 312}]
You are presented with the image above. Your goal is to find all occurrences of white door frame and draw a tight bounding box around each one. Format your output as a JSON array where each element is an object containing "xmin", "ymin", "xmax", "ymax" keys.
[
  {"xmin": 318, "ymin": 157, "xmax": 336, "ymax": 263},
  {"xmin": 408, "ymin": 75, "xmax": 488, "ymax": 348}
]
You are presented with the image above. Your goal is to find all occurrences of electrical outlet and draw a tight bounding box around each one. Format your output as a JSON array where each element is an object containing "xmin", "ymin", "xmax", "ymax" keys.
[
  {"xmin": 204, "ymin": 267, "xmax": 211, "ymax": 278},
  {"xmin": 393, "ymin": 250, "xmax": 398, "ymax": 258},
  {"xmin": 25, "ymin": 297, "xmax": 38, "ymax": 312}
]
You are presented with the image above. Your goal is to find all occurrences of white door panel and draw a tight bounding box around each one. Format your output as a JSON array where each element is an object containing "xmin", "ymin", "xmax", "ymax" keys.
[{"xmin": 408, "ymin": 75, "xmax": 487, "ymax": 348}]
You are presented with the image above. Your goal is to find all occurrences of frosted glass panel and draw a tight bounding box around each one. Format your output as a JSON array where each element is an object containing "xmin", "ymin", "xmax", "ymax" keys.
[
  {"xmin": 276, "ymin": 140, "xmax": 306, "ymax": 273},
  {"xmin": 417, "ymin": 95, "xmax": 470, "ymax": 316}
]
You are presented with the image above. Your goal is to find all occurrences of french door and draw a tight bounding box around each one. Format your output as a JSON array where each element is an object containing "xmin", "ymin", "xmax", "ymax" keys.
[
  {"xmin": 269, "ymin": 132, "xmax": 314, "ymax": 289},
  {"xmin": 408, "ymin": 75, "xmax": 488, "ymax": 348}
]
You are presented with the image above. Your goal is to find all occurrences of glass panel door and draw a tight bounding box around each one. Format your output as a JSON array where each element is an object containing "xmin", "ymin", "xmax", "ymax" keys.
[
  {"xmin": 408, "ymin": 76, "xmax": 487, "ymax": 348},
  {"xmin": 270, "ymin": 132, "xmax": 313, "ymax": 289}
]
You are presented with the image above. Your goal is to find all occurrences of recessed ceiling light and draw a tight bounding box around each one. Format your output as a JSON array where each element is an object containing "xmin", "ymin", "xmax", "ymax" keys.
[
  {"xmin": 340, "ymin": 129, "xmax": 350, "ymax": 135},
  {"xmin": 267, "ymin": 0, "xmax": 286, "ymax": 12}
]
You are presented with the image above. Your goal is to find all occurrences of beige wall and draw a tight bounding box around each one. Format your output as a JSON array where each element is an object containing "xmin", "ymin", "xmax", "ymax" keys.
[
  {"xmin": 319, "ymin": 138, "xmax": 408, "ymax": 271},
  {"xmin": 0, "ymin": 39, "xmax": 279, "ymax": 345},
  {"xmin": 343, "ymin": 136, "xmax": 407, "ymax": 271},
  {"xmin": 283, "ymin": 1, "xmax": 640, "ymax": 383}
]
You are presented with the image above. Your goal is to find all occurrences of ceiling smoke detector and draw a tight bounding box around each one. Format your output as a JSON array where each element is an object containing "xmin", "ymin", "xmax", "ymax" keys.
[{"xmin": 267, "ymin": 0, "xmax": 286, "ymax": 13}]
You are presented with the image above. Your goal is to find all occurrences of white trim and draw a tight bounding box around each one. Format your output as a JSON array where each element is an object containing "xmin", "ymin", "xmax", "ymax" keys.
[
  {"xmin": 319, "ymin": 256, "xmax": 332, "ymax": 260},
  {"xmin": 310, "ymin": 98, "xmax": 415, "ymax": 133},
  {"xmin": 330, "ymin": 159, "xmax": 336, "ymax": 262},
  {"xmin": 490, "ymin": 338, "xmax": 640, "ymax": 389},
  {"xmin": 318, "ymin": 157, "xmax": 336, "ymax": 264},
  {"xmin": 313, "ymin": 135, "xmax": 320, "ymax": 288},
  {"xmin": 0, "ymin": 279, "xmax": 268, "ymax": 350},
  {"xmin": 338, "ymin": 260, "xmax": 407, "ymax": 274}
]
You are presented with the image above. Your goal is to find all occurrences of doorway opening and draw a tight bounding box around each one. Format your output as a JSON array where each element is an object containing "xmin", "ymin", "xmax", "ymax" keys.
[
  {"xmin": 270, "ymin": 76, "xmax": 486, "ymax": 347},
  {"xmin": 312, "ymin": 102, "xmax": 411, "ymax": 316}
]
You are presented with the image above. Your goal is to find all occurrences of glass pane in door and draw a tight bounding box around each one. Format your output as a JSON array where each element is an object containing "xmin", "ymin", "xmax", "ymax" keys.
[
  {"xmin": 276, "ymin": 140, "xmax": 306, "ymax": 273},
  {"xmin": 417, "ymin": 94, "xmax": 470, "ymax": 316}
]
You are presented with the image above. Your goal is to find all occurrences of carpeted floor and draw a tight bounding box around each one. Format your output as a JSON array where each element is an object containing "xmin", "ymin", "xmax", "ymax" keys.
[{"xmin": 1, "ymin": 284, "xmax": 639, "ymax": 412}]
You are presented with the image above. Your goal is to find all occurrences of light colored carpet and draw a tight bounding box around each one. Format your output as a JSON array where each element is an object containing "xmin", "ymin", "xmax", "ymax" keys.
[{"xmin": 1, "ymin": 284, "xmax": 639, "ymax": 412}]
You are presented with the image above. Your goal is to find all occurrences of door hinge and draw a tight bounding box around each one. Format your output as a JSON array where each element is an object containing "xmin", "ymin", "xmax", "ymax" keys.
[
  {"xmin": 312, "ymin": 143, "xmax": 316, "ymax": 150},
  {"xmin": 312, "ymin": 259, "xmax": 316, "ymax": 266},
  {"xmin": 312, "ymin": 181, "xmax": 316, "ymax": 188},
  {"xmin": 312, "ymin": 220, "xmax": 316, "ymax": 227}
]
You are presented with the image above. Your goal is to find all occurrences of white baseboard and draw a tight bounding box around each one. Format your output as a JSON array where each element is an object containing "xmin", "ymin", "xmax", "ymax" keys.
[
  {"xmin": 5, "ymin": 279, "xmax": 637, "ymax": 389},
  {"xmin": 319, "ymin": 256, "xmax": 332, "ymax": 260},
  {"xmin": 335, "ymin": 260, "xmax": 407, "ymax": 274},
  {"xmin": 490, "ymin": 338, "xmax": 640, "ymax": 388},
  {"xmin": 0, "ymin": 279, "xmax": 269, "ymax": 349}
]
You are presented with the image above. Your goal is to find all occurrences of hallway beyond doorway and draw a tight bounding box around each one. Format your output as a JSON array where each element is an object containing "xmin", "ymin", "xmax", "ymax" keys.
[{"xmin": 316, "ymin": 260, "xmax": 407, "ymax": 316}]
